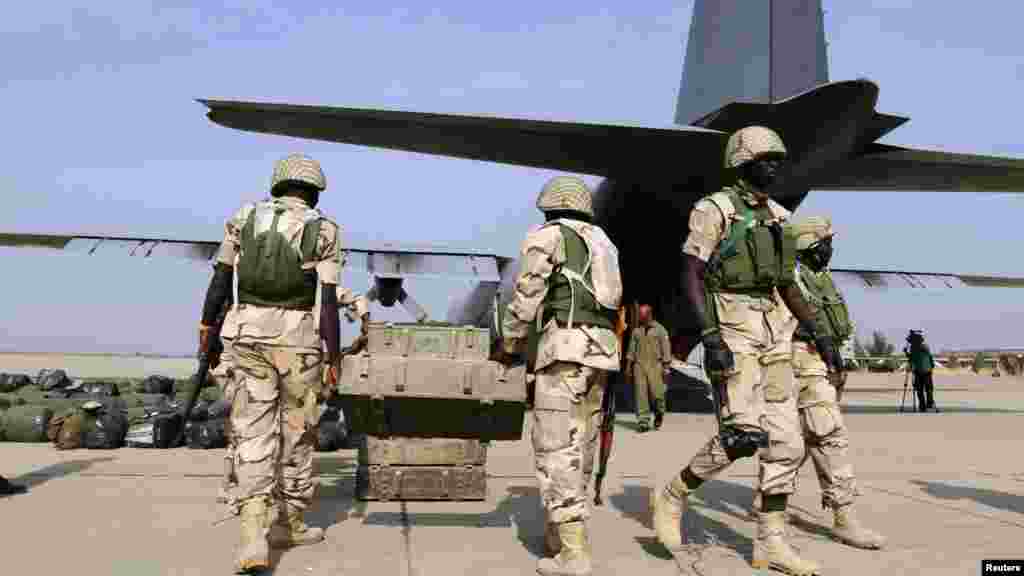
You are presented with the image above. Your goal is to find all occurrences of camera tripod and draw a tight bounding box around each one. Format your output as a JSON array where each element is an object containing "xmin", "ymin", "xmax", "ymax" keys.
[{"xmin": 899, "ymin": 366, "xmax": 911, "ymax": 413}]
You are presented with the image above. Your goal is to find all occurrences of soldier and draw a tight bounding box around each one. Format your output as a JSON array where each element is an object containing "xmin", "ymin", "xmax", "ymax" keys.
[
  {"xmin": 651, "ymin": 126, "xmax": 842, "ymax": 575},
  {"xmin": 496, "ymin": 175, "xmax": 623, "ymax": 576},
  {"xmin": 0, "ymin": 475, "xmax": 27, "ymax": 496},
  {"xmin": 626, "ymin": 302, "xmax": 672, "ymax": 432},
  {"xmin": 748, "ymin": 217, "xmax": 885, "ymax": 550},
  {"xmin": 199, "ymin": 153, "xmax": 343, "ymax": 573}
]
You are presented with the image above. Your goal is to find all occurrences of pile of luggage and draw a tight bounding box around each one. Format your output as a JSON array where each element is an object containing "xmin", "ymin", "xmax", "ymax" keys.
[{"xmin": 0, "ymin": 370, "xmax": 348, "ymax": 452}]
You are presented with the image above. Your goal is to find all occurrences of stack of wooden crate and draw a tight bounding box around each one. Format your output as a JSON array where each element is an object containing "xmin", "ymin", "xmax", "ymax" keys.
[{"xmin": 336, "ymin": 321, "xmax": 527, "ymax": 500}]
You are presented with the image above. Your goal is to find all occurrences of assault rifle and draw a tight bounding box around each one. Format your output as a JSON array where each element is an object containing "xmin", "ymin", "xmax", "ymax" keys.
[{"xmin": 594, "ymin": 305, "xmax": 627, "ymax": 506}]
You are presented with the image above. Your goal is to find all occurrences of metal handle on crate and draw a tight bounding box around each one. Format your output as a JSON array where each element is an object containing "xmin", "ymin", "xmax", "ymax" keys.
[
  {"xmin": 395, "ymin": 361, "xmax": 407, "ymax": 393},
  {"xmin": 462, "ymin": 364, "xmax": 473, "ymax": 395}
]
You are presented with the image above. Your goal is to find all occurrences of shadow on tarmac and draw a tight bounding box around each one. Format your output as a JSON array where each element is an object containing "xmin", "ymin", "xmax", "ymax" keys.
[
  {"xmin": 911, "ymin": 479, "xmax": 1024, "ymax": 516},
  {"xmin": 268, "ymin": 455, "xmax": 361, "ymax": 573},
  {"xmin": 5, "ymin": 456, "xmax": 116, "ymax": 494}
]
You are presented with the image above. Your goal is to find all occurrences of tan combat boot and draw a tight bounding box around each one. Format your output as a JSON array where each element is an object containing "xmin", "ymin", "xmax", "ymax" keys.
[
  {"xmin": 537, "ymin": 521, "xmax": 591, "ymax": 576},
  {"xmin": 830, "ymin": 504, "xmax": 886, "ymax": 549},
  {"xmin": 235, "ymin": 498, "xmax": 271, "ymax": 574},
  {"xmin": 752, "ymin": 511, "xmax": 820, "ymax": 575},
  {"xmin": 269, "ymin": 502, "xmax": 325, "ymax": 548},
  {"xmin": 652, "ymin": 474, "xmax": 688, "ymax": 550}
]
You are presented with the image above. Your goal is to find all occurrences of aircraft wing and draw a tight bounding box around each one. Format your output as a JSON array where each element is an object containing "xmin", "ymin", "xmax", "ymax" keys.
[
  {"xmin": 198, "ymin": 99, "xmax": 726, "ymax": 177},
  {"xmin": 809, "ymin": 143, "xmax": 1024, "ymax": 192},
  {"xmin": 830, "ymin": 267, "xmax": 1024, "ymax": 289},
  {"xmin": 0, "ymin": 232, "xmax": 511, "ymax": 282}
]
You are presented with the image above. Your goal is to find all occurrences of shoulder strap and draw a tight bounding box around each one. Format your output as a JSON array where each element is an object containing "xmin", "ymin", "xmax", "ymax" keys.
[
  {"xmin": 239, "ymin": 203, "xmax": 261, "ymax": 256},
  {"xmin": 708, "ymin": 190, "xmax": 752, "ymax": 260},
  {"xmin": 705, "ymin": 192, "xmax": 737, "ymax": 238},
  {"xmin": 300, "ymin": 214, "xmax": 324, "ymax": 265}
]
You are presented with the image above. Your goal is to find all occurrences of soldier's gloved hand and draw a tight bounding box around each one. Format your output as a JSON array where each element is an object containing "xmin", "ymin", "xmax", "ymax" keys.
[
  {"xmin": 702, "ymin": 331, "xmax": 735, "ymax": 376},
  {"xmin": 491, "ymin": 338, "xmax": 523, "ymax": 366}
]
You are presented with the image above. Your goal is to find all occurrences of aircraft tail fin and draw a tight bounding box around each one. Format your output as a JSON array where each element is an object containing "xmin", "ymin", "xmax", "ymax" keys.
[{"xmin": 675, "ymin": 0, "xmax": 829, "ymax": 126}]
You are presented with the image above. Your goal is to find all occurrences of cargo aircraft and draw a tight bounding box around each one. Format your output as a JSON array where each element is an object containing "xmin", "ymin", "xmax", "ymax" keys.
[{"xmin": 4, "ymin": 1, "xmax": 1024, "ymax": 401}]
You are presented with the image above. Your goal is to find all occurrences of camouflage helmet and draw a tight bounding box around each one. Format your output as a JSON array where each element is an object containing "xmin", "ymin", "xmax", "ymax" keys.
[
  {"xmin": 723, "ymin": 126, "xmax": 787, "ymax": 169},
  {"xmin": 536, "ymin": 176, "xmax": 593, "ymax": 217},
  {"xmin": 271, "ymin": 153, "xmax": 326, "ymax": 192},
  {"xmin": 787, "ymin": 215, "xmax": 834, "ymax": 251}
]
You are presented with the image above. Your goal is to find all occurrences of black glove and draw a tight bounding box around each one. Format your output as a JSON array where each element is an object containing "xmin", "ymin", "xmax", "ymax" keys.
[
  {"xmin": 490, "ymin": 338, "xmax": 523, "ymax": 366},
  {"xmin": 814, "ymin": 334, "xmax": 841, "ymax": 372},
  {"xmin": 702, "ymin": 331, "xmax": 735, "ymax": 376}
]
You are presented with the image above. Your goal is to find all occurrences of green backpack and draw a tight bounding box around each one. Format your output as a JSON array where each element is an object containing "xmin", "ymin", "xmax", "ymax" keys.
[{"xmin": 236, "ymin": 201, "xmax": 324, "ymax": 310}]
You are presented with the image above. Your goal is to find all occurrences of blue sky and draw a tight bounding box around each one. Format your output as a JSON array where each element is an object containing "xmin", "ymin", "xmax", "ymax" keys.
[{"xmin": 2, "ymin": 1, "xmax": 1022, "ymax": 355}]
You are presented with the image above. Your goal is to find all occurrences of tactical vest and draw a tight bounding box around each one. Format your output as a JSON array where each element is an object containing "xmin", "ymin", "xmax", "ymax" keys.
[
  {"xmin": 703, "ymin": 189, "xmax": 795, "ymax": 295},
  {"xmin": 236, "ymin": 200, "xmax": 323, "ymax": 310},
  {"xmin": 540, "ymin": 221, "xmax": 620, "ymax": 331},
  {"xmin": 793, "ymin": 265, "xmax": 854, "ymax": 343}
]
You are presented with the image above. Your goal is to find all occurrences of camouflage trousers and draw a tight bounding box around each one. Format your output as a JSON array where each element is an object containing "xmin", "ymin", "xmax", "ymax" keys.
[
  {"xmin": 532, "ymin": 362, "xmax": 606, "ymax": 524},
  {"xmin": 229, "ymin": 341, "xmax": 323, "ymax": 512},
  {"xmin": 686, "ymin": 293, "xmax": 803, "ymax": 496},
  {"xmin": 757, "ymin": 341, "xmax": 856, "ymax": 508},
  {"xmin": 210, "ymin": 344, "xmax": 240, "ymax": 508}
]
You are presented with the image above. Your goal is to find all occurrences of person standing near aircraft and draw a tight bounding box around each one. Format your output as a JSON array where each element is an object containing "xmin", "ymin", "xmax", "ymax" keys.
[
  {"xmin": 626, "ymin": 302, "xmax": 671, "ymax": 432},
  {"xmin": 199, "ymin": 153, "xmax": 343, "ymax": 573},
  {"xmin": 496, "ymin": 175, "xmax": 622, "ymax": 576},
  {"xmin": 905, "ymin": 330, "xmax": 938, "ymax": 412},
  {"xmin": 652, "ymin": 126, "xmax": 841, "ymax": 575},
  {"xmin": 749, "ymin": 217, "xmax": 885, "ymax": 551}
]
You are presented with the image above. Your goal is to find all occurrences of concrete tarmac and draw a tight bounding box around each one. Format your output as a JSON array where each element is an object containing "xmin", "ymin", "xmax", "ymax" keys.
[{"xmin": 1, "ymin": 372, "xmax": 1022, "ymax": 575}]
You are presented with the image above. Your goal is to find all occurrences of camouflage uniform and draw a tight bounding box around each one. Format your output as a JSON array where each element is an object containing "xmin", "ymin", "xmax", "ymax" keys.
[
  {"xmin": 503, "ymin": 175, "xmax": 622, "ymax": 576},
  {"xmin": 217, "ymin": 198, "xmax": 339, "ymax": 513},
  {"xmin": 751, "ymin": 216, "xmax": 886, "ymax": 551},
  {"xmin": 213, "ymin": 154, "xmax": 342, "ymax": 572},
  {"xmin": 216, "ymin": 288, "xmax": 365, "ymax": 510},
  {"xmin": 654, "ymin": 126, "xmax": 823, "ymax": 575},
  {"xmin": 210, "ymin": 329, "xmax": 240, "ymax": 507},
  {"xmin": 679, "ymin": 182, "xmax": 802, "ymax": 495},
  {"xmin": 627, "ymin": 319, "xmax": 671, "ymax": 430}
]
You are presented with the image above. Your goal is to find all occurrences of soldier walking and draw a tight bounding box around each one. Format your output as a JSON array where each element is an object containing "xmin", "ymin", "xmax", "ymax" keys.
[
  {"xmin": 651, "ymin": 126, "xmax": 842, "ymax": 575},
  {"xmin": 496, "ymin": 176, "xmax": 623, "ymax": 576},
  {"xmin": 749, "ymin": 217, "xmax": 885, "ymax": 552},
  {"xmin": 199, "ymin": 154, "xmax": 344, "ymax": 573}
]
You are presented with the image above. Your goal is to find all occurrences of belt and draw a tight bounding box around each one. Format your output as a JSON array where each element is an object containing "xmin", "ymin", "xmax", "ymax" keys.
[
  {"xmin": 549, "ymin": 320, "xmax": 604, "ymax": 330},
  {"xmin": 235, "ymin": 302, "xmax": 315, "ymax": 312}
]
